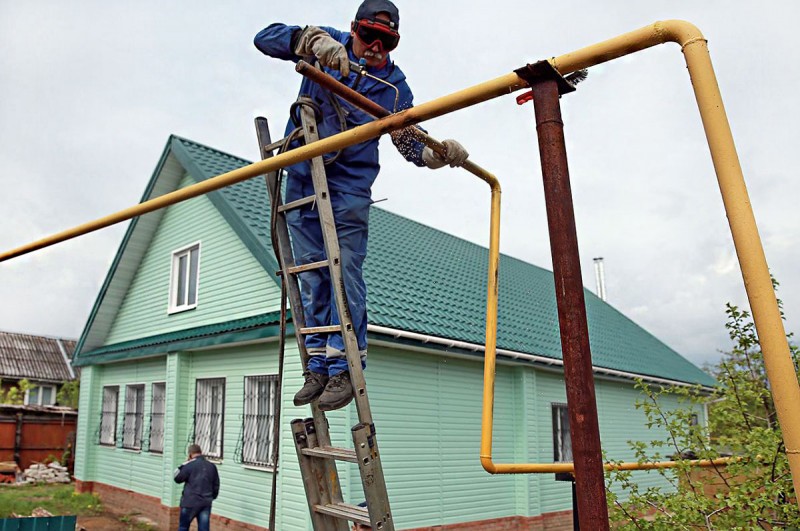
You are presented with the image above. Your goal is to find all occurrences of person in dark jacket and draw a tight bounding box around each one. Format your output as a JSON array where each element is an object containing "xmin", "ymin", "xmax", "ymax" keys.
[
  {"xmin": 254, "ymin": 0, "xmax": 469, "ymax": 412},
  {"xmin": 173, "ymin": 444, "xmax": 220, "ymax": 531}
]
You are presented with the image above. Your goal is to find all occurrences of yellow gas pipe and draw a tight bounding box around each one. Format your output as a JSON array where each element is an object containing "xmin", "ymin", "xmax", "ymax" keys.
[{"xmin": 1, "ymin": 20, "xmax": 796, "ymax": 498}]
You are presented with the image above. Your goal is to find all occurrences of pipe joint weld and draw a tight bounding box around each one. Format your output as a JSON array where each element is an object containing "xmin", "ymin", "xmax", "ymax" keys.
[{"xmin": 681, "ymin": 36, "xmax": 708, "ymax": 51}]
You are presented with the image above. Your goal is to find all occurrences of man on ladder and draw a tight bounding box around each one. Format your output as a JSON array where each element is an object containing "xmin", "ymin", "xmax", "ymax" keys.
[{"xmin": 254, "ymin": 0, "xmax": 469, "ymax": 411}]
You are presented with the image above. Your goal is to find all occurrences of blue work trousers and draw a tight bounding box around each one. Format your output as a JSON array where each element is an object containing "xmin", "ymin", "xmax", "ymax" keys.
[
  {"xmin": 178, "ymin": 506, "xmax": 210, "ymax": 531},
  {"xmin": 285, "ymin": 178, "xmax": 370, "ymax": 376}
]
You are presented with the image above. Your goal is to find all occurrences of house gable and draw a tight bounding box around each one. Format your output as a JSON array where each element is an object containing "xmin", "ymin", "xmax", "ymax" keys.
[
  {"xmin": 75, "ymin": 137, "xmax": 282, "ymax": 360},
  {"xmin": 102, "ymin": 171, "xmax": 280, "ymax": 345}
]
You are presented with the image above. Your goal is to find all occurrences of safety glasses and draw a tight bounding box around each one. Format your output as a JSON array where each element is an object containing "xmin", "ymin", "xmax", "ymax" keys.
[{"xmin": 353, "ymin": 18, "xmax": 400, "ymax": 52}]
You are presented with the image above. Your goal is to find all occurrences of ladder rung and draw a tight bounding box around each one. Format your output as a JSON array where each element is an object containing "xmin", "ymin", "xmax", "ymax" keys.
[
  {"xmin": 286, "ymin": 260, "xmax": 329, "ymax": 275},
  {"xmin": 278, "ymin": 195, "xmax": 316, "ymax": 213},
  {"xmin": 314, "ymin": 503, "xmax": 370, "ymax": 525},
  {"xmin": 300, "ymin": 325, "xmax": 341, "ymax": 335},
  {"xmin": 302, "ymin": 446, "xmax": 357, "ymax": 463}
]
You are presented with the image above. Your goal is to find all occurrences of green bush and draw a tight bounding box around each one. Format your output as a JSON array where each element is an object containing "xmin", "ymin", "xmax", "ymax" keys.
[{"xmin": 607, "ymin": 281, "xmax": 800, "ymax": 529}]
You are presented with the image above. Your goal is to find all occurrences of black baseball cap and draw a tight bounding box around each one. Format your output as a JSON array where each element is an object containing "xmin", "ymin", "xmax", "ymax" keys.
[{"xmin": 355, "ymin": 0, "xmax": 400, "ymax": 31}]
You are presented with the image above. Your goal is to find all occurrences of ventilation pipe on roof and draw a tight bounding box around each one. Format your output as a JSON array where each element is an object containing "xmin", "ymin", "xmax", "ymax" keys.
[{"xmin": 593, "ymin": 257, "xmax": 607, "ymax": 301}]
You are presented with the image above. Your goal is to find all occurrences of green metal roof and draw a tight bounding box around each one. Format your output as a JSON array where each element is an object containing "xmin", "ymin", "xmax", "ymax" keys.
[{"xmin": 163, "ymin": 136, "xmax": 714, "ymax": 386}]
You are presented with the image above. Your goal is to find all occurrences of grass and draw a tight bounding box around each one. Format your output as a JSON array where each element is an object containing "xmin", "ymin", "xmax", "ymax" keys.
[
  {"xmin": 0, "ymin": 483, "xmax": 102, "ymax": 518},
  {"xmin": 0, "ymin": 483, "xmax": 156, "ymax": 529}
]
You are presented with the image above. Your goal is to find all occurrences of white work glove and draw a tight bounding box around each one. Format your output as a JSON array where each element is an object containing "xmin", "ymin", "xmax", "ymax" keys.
[
  {"xmin": 422, "ymin": 139, "xmax": 469, "ymax": 169},
  {"xmin": 294, "ymin": 26, "xmax": 350, "ymax": 76}
]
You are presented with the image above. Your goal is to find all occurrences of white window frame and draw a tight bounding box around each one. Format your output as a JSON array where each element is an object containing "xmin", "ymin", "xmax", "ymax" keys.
[
  {"xmin": 149, "ymin": 382, "xmax": 167, "ymax": 454},
  {"xmin": 25, "ymin": 384, "xmax": 57, "ymax": 406},
  {"xmin": 168, "ymin": 241, "xmax": 201, "ymax": 314},
  {"xmin": 552, "ymin": 402, "xmax": 573, "ymax": 463},
  {"xmin": 122, "ymin": 384, "xmax": 146, "ymax": 450},
  {"xmin": 194, "ymin": 378, "xmax": 225, "ymax": 459},
  {"xmin": 99, "ymin": 386, "xmax": 119, "ymax": 446},
  {"xmin": 241, "ymin": 375, "xmax": 279, "ymax": 468}
]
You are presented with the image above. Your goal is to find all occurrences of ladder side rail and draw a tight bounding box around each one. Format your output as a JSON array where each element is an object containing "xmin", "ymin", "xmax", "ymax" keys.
[
  {"xmin": 257, "ymin": 118, "xmax": 348, "ymax": 531},
  {"xmin": 299, "ymin": 103, "xmax": 395, "ymax": 531},
  {"xmin": 256, "ymin": 117, "xmax": 312, "ymax": 369},
  {"xmin": 352, "ymin": 423, "xmax": 393, "ymax": 530},
  {"xmin": 291, "ymin": 420, "xmax": 348, "ymax": 531},
  {"xmin": 255, "ymin": 117, "xmax": 335, "ymax": 448},
  {"xmin": 298, "ymin": 105, "xmax": 374, "ymax": 427}
]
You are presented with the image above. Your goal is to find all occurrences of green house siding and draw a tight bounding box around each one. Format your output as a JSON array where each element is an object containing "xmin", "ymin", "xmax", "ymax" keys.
[
  {"xmin": 596, "ymin": 378, "xmax": 702, "ymax": 499},
  {"xmin": 74, "ymin": 365, "xmax": 97, "ymax": 481},
  {"xmin": 75, "ymin": 358, "xmax": 166, "ymax": 496},
  {"xmin": 271, "ymin": 346, "xmax": 524, "ymax": 529},
  {"xmin": 181, "ymin": 344, "xmax": 284, "ymax": 526},
  {"xmin": 74, "ymin": 338, "xmax": 696, "ymax": 529},
  {"xmin": 104, "ymin": 173, "xmax": 279, "ymax": 346},
  {"xmin": 161, "ymin": 351, "xmax": 190, "ymax": 506}
]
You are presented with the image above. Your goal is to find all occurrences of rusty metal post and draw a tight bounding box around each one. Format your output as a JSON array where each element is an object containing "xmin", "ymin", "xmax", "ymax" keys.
[{"xmin": 521, "ymin": 62, "xmax": 609, "ymax": 529}]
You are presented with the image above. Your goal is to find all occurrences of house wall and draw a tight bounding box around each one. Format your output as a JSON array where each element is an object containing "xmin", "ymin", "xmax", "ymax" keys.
[
  {"xmin": 182, "ymin": 343, "xmax": 285, "ymax": 526},
  {"xmin": 74, "ymin": 358, "xmax": 167, "ymax": 497},
  {"xmin": 104, "ymin": 173, "xmax": 280, "ymax": 346},
  {"xmin": 74, "ymin": 342, "xmax": 702, "ymax": 530},
  {"xmin": 362, "ymin": 347, "xmax": 521, "ymax": 527},
  {"xmin": 596, "ymin": 376, "xmax": 698, "ymax": 498},
  {"xmin": 74, "ymin": 344, "xmax": 294, "ymax": 529},
  {"xmin": 529, "ymin": 371, "xmax": 701, "ymax": 513}
]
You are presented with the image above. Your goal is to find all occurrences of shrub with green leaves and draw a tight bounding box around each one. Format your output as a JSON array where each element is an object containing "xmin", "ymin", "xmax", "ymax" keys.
[
  {"xmin": 0, "ymin": 378, "xmax": 31, "ymax": 405},
  {"xmin": 606, "ymin": 282, "xmax": 800, "ymax": 529}
]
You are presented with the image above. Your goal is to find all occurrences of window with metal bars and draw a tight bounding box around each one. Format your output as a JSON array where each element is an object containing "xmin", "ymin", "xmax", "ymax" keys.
[
  {"xmin": 122, "ymin": 384, "xmax": 145, "ymax": 450},
  {"xmin": 552, "ymin": 402, "xmax": 573, "ymax": 462},
  {"xmin": 149, "ymin": 382, "xmax": 166, "ymax": 453},
  {"xmin": 194, "ymin": 378, "xmax": 225, "ymax": 458},
  {"xmin": 99, "ymin": 386, "xmax": 119, "ymax": 446},
  {"xmin": 241, "ymin": 375, "xmax": 278, "ymax": 467}
]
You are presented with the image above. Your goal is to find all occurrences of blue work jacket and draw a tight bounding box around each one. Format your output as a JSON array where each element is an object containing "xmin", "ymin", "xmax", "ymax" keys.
[
  {"xmin": 254, "ymin": 24, "xmax": 426, "ymax": 199},
  {"xmin": 173, "ymin": 456, "xmax": 220, "ymax": 509}
]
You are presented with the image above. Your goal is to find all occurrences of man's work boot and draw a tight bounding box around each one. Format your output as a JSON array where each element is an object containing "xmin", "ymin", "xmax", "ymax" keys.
[
  {"xmin": 294, "ymin": 371, "xmax": 329, "ymax": 406},
  {"xmin": 318, "ymin": 371, "xmax": 354, "ymax": 411}
]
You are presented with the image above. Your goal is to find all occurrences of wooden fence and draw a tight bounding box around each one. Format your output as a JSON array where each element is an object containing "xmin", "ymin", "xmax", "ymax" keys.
[{"xmin": 0, "ymin": 405, "xmax": 77, "ymax": 474}]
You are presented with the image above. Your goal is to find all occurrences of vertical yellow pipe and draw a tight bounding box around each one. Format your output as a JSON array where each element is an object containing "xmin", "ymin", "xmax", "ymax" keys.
[
  {"xmin": 472, "ymin": 162, "xmax": 501, "ymax": 475},
  {"xmin": 675, "ymin": 26, "xmax": 800, "ymax": 494}
]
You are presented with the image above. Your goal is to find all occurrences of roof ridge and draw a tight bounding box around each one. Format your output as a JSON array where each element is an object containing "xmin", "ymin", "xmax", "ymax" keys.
[{"xmin": 170, "ymin": 135, "xmax": 253, "ymax": 169}]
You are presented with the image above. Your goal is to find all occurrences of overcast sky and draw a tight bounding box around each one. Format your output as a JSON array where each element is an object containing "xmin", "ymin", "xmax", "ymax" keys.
[{"xmin": 1, "ymin": 1, "xmax": 798, "ymax": 369}]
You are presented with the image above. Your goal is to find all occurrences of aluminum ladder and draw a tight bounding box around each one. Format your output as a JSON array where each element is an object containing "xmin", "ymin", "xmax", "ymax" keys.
[{"xmin": 255, "ymin": 102, "xmax": 394, "ymax": 531}]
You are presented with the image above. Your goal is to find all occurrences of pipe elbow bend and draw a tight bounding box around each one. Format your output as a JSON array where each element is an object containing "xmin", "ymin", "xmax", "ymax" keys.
[
  {"xmin": 480, "ymin": 456, "xmax": 498, "ymax": 474},
  {"xmin": 656, "ymin": 20, "xmax": 706, "ymax": 48}
]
